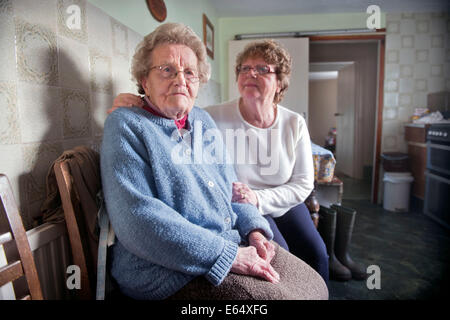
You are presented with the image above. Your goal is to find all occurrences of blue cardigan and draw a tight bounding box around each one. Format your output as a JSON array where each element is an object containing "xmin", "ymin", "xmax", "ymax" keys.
[{"xmin": 100, "ymin": 106, "xmax": 273, "ymax": 300}]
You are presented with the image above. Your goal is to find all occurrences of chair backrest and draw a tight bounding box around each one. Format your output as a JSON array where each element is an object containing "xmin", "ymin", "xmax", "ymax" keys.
[
  {"xmin": 52, "ymin": 146, "xmax": 101, "ymax": 300},
  {"xmin": 0, "ymin": 174, "xmax": 43, "ymax": 300}
]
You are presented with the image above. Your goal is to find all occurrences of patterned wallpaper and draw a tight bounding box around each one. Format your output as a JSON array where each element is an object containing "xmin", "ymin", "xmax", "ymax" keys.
[
  {"xmin": 0, "ymin": 0, "xmax": 221, "ymax": 229},
  {"xmin": 382, "ymin": 12, "xmax": 449, "ymax": 153}
]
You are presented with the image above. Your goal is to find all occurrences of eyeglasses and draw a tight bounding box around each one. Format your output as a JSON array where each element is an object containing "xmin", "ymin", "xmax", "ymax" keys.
[
  {"xmin": 149, "ymin": 64, "xmax": 200, "ymax": 83},
  {"xmin": 237, "ymin": 64, "xmax": 277, "ymax": 76}
]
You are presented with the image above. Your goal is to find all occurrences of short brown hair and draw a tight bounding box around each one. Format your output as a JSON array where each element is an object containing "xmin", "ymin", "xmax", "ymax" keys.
[
  {"xmin": 235, "ymin": 40, "xmax": 292, "ymax": 104},
  {"xmin": 132, "ymin": 23, "xmax": 211, "ymax": 94}
]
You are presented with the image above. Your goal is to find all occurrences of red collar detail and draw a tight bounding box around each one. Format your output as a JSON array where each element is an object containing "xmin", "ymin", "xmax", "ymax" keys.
[{"xmin": 142, "ymin": 97, "xmax": 188, "ymax": 130}]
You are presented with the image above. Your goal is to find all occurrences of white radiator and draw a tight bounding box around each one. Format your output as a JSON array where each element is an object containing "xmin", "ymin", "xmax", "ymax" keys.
[{"xmin": 0, "ymin": 221, "xmax": 71, "ymax": 300}]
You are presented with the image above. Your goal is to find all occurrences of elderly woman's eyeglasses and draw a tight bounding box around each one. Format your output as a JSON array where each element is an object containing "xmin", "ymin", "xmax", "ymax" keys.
[
  {"xmin": 149, "ymin": 64, "xmax": 200, "ymax": 83},
  {"xmin": 237, "ymin": 65, "xmax": 276, "ymax": 76}
]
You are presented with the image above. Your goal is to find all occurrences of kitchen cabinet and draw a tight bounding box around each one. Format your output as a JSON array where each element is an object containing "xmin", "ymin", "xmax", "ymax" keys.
[{"xmin": 404, "ymin": 123, "xmax": 429, "ymax": 199}]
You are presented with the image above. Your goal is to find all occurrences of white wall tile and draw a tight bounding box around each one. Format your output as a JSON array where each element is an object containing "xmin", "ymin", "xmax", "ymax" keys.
[
  {"xmin": 21, "ymin": 141, "xmax": 62, "ymax": 206},
  {"xmin": 383, "ymin": 108, "xmax": 398, "ymax": 120},
  {"xmin": 90, "ymin": 92, "xmax": 113, "ymax": 137},
  {"xmin": 399, "ymin": 48, "xmax": 415, "ymax": 64},
  {"xmin": 385, "ymin": 64, "xmax": 400, "ymax": 79},
  {"xmin": 430, "ymin": 18, "xmax": 446, "ymax": 34},
  {"xmin": 386, "ymin": 34, "xmax": 401, "ymax": 50},
  {"xmin": 429, "ymin": 47, "xmax": 445, "ymax": 63},
  {"xmin": 385, "ymin": 79, "xmax": 399, "ymax": 92},
  {"xmin": 0, "ymin": 144, "xmax": 24, "ymax": 205},
  {"xmin": 412, "ymin": 93, "xmax": 427, "ymax": 108},
  {"xmin": 414, "ymin": 63, "xmax": 430, "ymax": 78},
  {"xmin": 128, "ymin": 29, "xmax": 143, "ymax": 61},
  {"xmin": 16, "ymin": 82, "xmax": 62, "ymax": 143},
  {"xmin": 13, "ymin": 0, "xmax": 57, "ymax": 32},
  {"xmin": 61, "ymin": 88, "xmax": 91, "ymax": 139},
  {"xmin": 58, "ymin": 35, "xmax": 90, "ymax": 91},
  {"xmin": 399, "ymin": 93, "xmax": 413, "ymax": 106},
  {"xmin": 111, "ymin": 56, "xmax": 133, "ymax": 97},
  {"xmin": 111, "ymin": 18, "xmax": 128, "ymax": 60},
  {"xmin": 86, "ymin": 1, "xmax": 112, "ymax": 56},
  {"xmin": 416, "ymin": 20, "xmax": 429, "ymax": 34},
  {"xmin": 398, "ymin": 106, "xmax": 412, "ymax": 122},
  {"xmin": 414, "ymin": 79, "xmax": 428, "ymax": 92},
  {"xmin": 399, "ymin": 19, "xmax": 415, "ymax": 35},
  {"xmin": 0, "ymin": 82, "xmax": 21, "ymax": 144},
  {"xmin": 400, "ymin": 65, "xmax": 414, "ymax": 78},
  {"xmin": 384, "ymin": 92, "xmax": 399, "ymax": 107},
  {"xmin": 0, "ymin": 4, "xmax": 17, "ymax": 82},
  {"xmin": 414, "ymin": 34, "xmax": 431, "ymax": 50},
  {"xmin": 428, "ymin": 77, "xmax": 445, "ymax": 92},
  {"xmin": 399, "ymin": 78, "xmax": 414, "ymax": 93},
  {"xmin": 89, "ymin": 47, "xmax": 113, "ymax": 94},
  {"xmin": 15, "ymin": 18, "xmax": 59, "ymax": 86}
]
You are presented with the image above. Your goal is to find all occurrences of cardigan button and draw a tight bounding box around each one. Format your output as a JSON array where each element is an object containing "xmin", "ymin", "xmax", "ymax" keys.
[
  {"xmin": 224, "ymin": 217, "xmax": 231, "ymax": 224},
  {"xmin": 184, "ymin": 149, "xmax": 192, "ymax": 156},
  {"xmin": 208, "ymin": 181, "xmax": 214, "ymax": 188}
]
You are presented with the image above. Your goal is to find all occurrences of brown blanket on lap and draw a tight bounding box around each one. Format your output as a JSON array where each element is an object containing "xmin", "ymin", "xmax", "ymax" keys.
[{"xmin": 168, "ymin": 242, "xmax": 328, "ymax": 300}]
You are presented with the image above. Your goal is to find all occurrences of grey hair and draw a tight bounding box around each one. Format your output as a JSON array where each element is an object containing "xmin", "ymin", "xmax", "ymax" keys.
[{"xmin": 131, "ymin": 22, "xmax": 211, "ymax": 94}]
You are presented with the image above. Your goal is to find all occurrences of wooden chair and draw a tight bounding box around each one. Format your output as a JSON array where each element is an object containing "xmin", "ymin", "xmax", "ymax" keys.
[
  {"xmin": 0, "ymin": 174, "xmax": 43, "ymax": 300},
  {"xmin": 52, "ymin": 146, "xmax": 114, "ymax": 300}
]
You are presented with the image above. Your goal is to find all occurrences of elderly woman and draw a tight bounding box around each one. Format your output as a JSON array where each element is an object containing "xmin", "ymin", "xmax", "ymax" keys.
[
  {"xmin": 112, "ymin": 40, "xmax": 329, "ymax": 285},
  {"xmin": 101, "ymin": 23, "xmax": 327, "ymax": 300}
]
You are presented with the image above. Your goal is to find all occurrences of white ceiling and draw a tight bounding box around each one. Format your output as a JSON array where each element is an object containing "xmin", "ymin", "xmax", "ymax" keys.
[{"xmin": 209, "ymin": 0, "xmax": 449, "ymax": 17}]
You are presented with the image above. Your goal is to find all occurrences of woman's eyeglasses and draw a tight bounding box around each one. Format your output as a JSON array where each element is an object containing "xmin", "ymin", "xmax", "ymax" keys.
[
  {"xmin": 149, "ymin": 64, "xmax": 200, "ymax": 83},
  {"xmin": 237, "ymin": 65, "xmax": 277, "ymax": 76}
]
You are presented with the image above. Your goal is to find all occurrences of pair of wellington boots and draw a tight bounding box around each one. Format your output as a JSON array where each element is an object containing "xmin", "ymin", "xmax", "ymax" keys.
[{"xmin": 318, "ymin": 204, "xmax": 367, "ymax": 281}]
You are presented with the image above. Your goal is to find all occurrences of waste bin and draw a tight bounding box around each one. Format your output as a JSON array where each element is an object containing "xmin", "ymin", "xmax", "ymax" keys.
[
  {"xmin": 383, "ymin": 172, "xmax": 414, "ymax": 212},
  {"xmin": 381, "ymin": 152, "xmax": 409, "ymax": 172}
]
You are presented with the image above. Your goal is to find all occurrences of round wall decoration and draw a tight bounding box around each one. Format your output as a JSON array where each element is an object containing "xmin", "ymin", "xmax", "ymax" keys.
[{"xmin": 146, "ymin": 0, "xmax": 167, "ymax": 22}]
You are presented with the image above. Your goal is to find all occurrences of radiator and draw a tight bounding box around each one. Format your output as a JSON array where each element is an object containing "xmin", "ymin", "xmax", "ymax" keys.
[{"xmin": 0, "ymin": 221, "xmax": 71, "ymax": 300}]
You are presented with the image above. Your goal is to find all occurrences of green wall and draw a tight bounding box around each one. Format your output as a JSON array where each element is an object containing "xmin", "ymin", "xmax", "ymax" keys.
[
  {"xmin": 218, "ymin": 12, "xmax": 386, "ymax": 101},
  {"xmin": 87, "ymin": 0, "xmax": 221, "ymax": 82}
]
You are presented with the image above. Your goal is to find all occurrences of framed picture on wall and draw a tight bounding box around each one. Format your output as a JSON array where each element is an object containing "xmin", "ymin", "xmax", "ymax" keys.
[{"xmin": 203, "ymin": 13, "xmax": 214, "ymax": 59}]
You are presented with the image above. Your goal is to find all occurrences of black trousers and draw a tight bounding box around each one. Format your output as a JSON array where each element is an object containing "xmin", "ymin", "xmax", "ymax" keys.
[{"xmin": 264, "ymin": 202, "xmax": 329, "ymax": 285}]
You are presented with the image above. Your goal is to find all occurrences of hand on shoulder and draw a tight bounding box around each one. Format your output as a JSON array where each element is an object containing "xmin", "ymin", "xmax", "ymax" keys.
[{"xmin": 108, "ymin": 93, "xmax": 144, "ymax": 114}]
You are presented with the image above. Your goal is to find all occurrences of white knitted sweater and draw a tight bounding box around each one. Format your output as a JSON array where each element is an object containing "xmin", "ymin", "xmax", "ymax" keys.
[{"xmin": 205, "ymin": 99, "xmax": 314, "ymax": 218}]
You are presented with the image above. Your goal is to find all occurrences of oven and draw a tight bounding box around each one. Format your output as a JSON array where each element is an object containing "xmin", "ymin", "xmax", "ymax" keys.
[{"xmin": 424, "ymin": 123, "xmax": 450, "ymax": 229}]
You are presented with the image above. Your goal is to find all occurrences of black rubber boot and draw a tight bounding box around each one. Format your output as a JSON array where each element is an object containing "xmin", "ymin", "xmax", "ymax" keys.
[
  {"xmin": 318, "ymin": 206, "xmax": 352, "ymax": 281},
  {"xmin": 331, "ymin": 204, "xmax": 367, "ymax": 280}
]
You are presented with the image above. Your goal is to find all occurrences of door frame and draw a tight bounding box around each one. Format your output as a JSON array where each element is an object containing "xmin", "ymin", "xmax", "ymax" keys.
[{"xmin": 309, "ymin": 30, "xmax": 385, "ymax": 204}]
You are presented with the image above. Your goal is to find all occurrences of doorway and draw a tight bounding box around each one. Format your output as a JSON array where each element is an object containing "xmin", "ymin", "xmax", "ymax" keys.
[
  {"xmin": 309, "ymin": 61, "xmax": 357, "ymax": 177},
  {"xmin": 308, "ymin": 40, "xmax": 380, "ymax": 197}
]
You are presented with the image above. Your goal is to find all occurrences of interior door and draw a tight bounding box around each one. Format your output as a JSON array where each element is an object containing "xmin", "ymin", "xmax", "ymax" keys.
[
  {"xmin": 335, "ymin": 63, "xmax": 356, "ymax": 177},
  {"xmin": 228, "ymin": 38, "xmax": 309, "ymax": 121}
]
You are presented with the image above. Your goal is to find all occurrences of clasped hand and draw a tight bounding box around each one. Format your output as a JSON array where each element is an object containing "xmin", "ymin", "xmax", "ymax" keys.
[{"xmin": 231, "ymin": 230, "xmax": 280, "ymax": 284}]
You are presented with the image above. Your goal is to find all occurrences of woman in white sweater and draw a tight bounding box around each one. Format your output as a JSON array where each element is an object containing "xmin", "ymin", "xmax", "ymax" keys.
[{"xmin": 110, "ymin": 40, "xmax": 329, "ymax": 285}]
